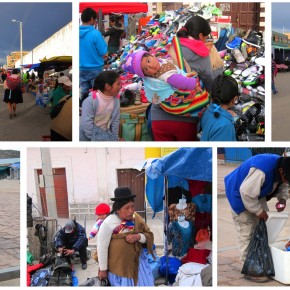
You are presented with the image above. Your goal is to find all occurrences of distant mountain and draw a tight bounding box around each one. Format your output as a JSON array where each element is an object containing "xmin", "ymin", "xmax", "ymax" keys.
[{"xmin": 0, "ymin": 150, "xmax": 20, "ymax": 159}]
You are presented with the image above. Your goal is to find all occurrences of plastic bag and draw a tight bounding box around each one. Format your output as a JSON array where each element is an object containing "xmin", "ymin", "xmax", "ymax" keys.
[{"xmin": 241, "ymin": 220, "xmax": 275, "ymax": 277}]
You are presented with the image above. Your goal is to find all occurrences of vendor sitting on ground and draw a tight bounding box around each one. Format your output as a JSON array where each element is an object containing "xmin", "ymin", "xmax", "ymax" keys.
[
  {"xmin": 51, "ymin": 76, "xmax": 72, "ymax": 111},
  {"xmin": 55, "ymin": 220, "xmax": 88, "ymax": 270}
]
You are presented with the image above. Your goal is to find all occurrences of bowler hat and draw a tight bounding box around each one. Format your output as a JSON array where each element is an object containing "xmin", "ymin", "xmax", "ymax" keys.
[{"xmin": 111, "ymin": 186, "xmax": 136, "ymax": 201}]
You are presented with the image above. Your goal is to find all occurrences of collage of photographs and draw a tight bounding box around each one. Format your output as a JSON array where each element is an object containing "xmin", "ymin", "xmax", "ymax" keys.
[{"xmin": 0, "ymin": 1, "xmax": 289, "ymax": 288}]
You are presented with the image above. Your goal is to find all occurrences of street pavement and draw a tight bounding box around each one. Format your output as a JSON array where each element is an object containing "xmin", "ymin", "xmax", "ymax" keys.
[
  {"xmin": 0, "ymin": 179, "xmax": 20, "ymax": 286},
  {"xmin": 272, "ymin": 71, "xmax": 290, "ymax": 141},
  {"xmin": 0, "ymin": 84, "xmax": 51, "ymax": 141},
  {"xmin": 217, "ymin": 162, "xmax": 290, "ymax": 286}
]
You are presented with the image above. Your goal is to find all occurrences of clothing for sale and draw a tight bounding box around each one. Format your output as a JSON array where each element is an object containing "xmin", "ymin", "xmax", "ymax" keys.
[
  {"xmin": 188, "ymin": 180, "xmax": 207, "ymax": 198},
  {"xmin": 192, "ymin": 194, "xmax": 212, "ymax": 212},
  {"xmin": 79, "ymin": 26, "xmax": 107, "ymax": 70},
  {"xmin": 168, "ymin": 220, "xmax": 195, "ymax": 257},
  {"xmin": 167, "ymin": 186, "xmax": 191, "ymax": 205},
  {"xmin": 200, "ymin": 103, "xmax": 236, "ymax": 141},
  {"xmin": 194, "ymin": 212, "xmax": 212, "ymax": 235},
  {"xmin": 175, "ymin": 262, "xmax": 208, "ymax": 286},
  {"xmin": 181, "ymin": 248, "xmax": 211, "ymax": 264},
  {"xmin": 224, "ymin": 154, "xmax": 287, "ymax": 215},
  {"xmin": 80, "ymin": 90, "xmax": 120, "ymax": 141}
]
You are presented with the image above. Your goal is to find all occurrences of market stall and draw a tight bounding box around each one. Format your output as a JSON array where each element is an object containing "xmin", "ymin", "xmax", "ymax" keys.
[{"xmin": 141, "ymin": 148, "xmax": 213, "ymax": 286}]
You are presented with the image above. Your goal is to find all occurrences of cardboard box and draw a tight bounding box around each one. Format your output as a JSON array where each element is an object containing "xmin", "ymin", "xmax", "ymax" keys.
[{"xmin": 266, "ymin": 211, "xmax": 290, "ymax": 285}]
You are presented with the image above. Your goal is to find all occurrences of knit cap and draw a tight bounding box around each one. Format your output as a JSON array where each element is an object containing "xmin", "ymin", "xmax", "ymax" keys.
[
  {"xmin": 122, "ymin": 50, "xmax": 149, "ymax": 78},
  {"xmin": 95, "ymin": 203, "xmax": 110, "ymax": 215}
]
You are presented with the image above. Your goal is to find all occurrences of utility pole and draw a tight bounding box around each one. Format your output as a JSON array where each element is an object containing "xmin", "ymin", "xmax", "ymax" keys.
[{"xmin": 40, "ymin": 148, "xmax": 57, "ymax": 218}]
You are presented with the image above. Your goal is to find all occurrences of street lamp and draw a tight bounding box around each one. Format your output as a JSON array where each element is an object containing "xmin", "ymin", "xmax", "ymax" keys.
[{"xmin": 12, "ymin": 19, "xmax": 23, "ymax": 70}]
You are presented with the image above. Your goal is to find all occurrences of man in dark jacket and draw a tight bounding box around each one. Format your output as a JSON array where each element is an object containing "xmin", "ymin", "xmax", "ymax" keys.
[{"xmin": 55, "ymin": 220, "xmax": 88, "ymax": 269}]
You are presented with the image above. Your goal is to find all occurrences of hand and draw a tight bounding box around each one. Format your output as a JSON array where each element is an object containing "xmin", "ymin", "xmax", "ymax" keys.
[
  {"xmin": 125, "ymin": 233, "xmax": 141, "ymax": 244},
  {"xmin": 88, "ymin": 237, "xmax": 91, "ymax": 240},
  {"xmin": 276, "ymin": 199, "xmax": 286, "ymax": 212},
  {"xmin": 63, "ymin": 249, "xmax": 75, "ymax": 256},
  {"xmin": 195, "ymin": 85, "xmax": 202, "ymax": 93},
  {"xmin": 285, "ymin": 241, "xmax": 290, "ymax": 248},
  {"xmin": 98, "ymin": 269, "xmax": 108, "ymax": 280},
  {"xmin": 257, "ymin": 211, "xmax": 268, "ymax": 221},
  {"xmin": 57, "ymin": 247, "xmax": 64, "ymax": 253}
]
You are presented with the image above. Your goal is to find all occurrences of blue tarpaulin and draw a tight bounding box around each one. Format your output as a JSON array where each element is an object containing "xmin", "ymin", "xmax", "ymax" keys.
[{"xmin": 145, "ymin": 148, "xmax": 212, "ymax": 214}]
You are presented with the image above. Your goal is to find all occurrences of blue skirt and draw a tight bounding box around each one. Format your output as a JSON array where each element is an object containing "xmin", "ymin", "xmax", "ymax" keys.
[{"xmin": 108, "ymin": 249, "xmax": 155, "ymax": 286}]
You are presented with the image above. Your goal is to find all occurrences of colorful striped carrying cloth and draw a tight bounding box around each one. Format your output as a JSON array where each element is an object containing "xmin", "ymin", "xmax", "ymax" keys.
[{"xmin": 159, "ymin": 36, "xmax": 210, "ymax": 116}]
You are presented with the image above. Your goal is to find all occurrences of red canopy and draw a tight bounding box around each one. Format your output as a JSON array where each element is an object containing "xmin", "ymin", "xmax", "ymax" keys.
[{"xmin": 79, "ymin": 2, "xmax": 148, "ymax": 14}]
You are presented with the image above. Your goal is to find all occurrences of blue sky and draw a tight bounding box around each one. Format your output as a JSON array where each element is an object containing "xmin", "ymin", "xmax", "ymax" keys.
[
  {"xmin": 272, "ymin": 3, "xmax": 290, "ymax": 33},
  {"xmin": 0, "ymin": 3, "xmax": 72, "ymax": 66}
]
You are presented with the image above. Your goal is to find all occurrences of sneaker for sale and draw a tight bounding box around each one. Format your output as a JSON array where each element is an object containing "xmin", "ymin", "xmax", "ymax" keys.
[
  {"xmin": 226, "ymin": 36, "xmax": 242, "ymax": 50},
  {"xmin": 241, "ymin": 65, "xmax": 263, "ymax": 78},
  {"xmin": 228, "ymin": 28, "xmax": 246, "ymax": 43},
  {"xmin": 243, "ymin": 73, "xmax": 260, "ymax": 86},
  {"xmin": 255, "ymin": 56, "xmax": 266, "ymax": 66},
  {"xmin": 232, "ymin": 48, "xmax": 245, "ymax": 63},
  {"xmin": 243, "ymin": 31, "xmax": 263, "ymax": 48}
]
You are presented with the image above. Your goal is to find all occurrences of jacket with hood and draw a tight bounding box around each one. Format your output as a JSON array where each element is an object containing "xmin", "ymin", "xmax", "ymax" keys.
[{"xmin": 80, "ymin": 25, "xmax": 107, "ymax": 70}]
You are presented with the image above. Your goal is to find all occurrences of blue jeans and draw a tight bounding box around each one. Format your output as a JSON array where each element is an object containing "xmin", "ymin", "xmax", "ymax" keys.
[{"xmin": 79, "ymin": 69, "xmax": 102, "ymax": 99}]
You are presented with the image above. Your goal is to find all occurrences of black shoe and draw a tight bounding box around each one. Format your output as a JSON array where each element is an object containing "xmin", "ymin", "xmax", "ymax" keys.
[
  {"xmin": 82, "ymin": 263, "xmax": 87, "ymax": 270},
  {"xmin": 243, "ymin": 31, "xmax": 263, "ymax": 48}
]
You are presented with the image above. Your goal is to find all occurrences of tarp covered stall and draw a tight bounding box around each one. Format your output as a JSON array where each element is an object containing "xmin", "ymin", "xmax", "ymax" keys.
[
  {"xmin": 145, "ymin": 147, "xmax": 212, "ymax": 214},
  {"xmin": 142, "ymin": 148, "xmax": 212, "ymax": 285}
]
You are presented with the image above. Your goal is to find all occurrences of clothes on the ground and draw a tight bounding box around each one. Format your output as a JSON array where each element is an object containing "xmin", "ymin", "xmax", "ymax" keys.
[
  {"xmin": 50, "ymin": 96, "xmax": 72, "ymax": 141},
  {"xmin": 97, "ymin": 212, "xmax": 154, "ymax": 286},
  {"xmin": 168, "ymin": 220, "xmax": 195, "ymax": 257},
  {"xmin": 200, "ymin": 103, "xmax": 236, "ymax": 141},
  {"xmin": 80, "ymin": 90, "xmax": 120, "ymax": 141},
  {"xmin": 175, "ymin": 262, "xmax": 208, "ymax": 286},
  {"xmin": 89, "ymin": 218, "xmax": 103, "ymax": 239}
]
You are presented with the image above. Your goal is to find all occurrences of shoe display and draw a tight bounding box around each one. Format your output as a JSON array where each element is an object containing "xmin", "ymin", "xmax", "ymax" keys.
[
  {"xmin": 243, "ymin": 73, "xmax": 260, "ymax": 86},
  {"xmin": 232, "ymin": 48, "xmax": 245, "ymax": 63},
  {"xmin": 243, "ymin": 31, "xmax": 263, "ymax": 48},
  {"xmin": 226, "ymin": 36, "xmax": 242, "ymax": 50}
]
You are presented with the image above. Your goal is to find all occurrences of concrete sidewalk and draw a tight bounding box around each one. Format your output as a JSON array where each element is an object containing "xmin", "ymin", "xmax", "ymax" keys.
[
  {"xmin": 217, "ymin": 162, "xmax": 289, "ymax": 286},
  {"xmin": 0, "ymin": 179, "xmax": 20, "ymax": 285}
]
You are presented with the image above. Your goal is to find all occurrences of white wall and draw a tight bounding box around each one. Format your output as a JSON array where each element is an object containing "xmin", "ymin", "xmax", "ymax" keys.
[
  {"xmin": 27, "ymin": 147, "xmax": 145, "ymax": 209},
  {"xmin": 15, "ymin": 22, "xmax": 72, "ymax": 67}
]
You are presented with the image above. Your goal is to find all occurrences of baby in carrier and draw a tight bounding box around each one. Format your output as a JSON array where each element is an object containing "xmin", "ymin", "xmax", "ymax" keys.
[{"xmin": 122, "ymin": 49, "xmax": 209, "ymax": 116}]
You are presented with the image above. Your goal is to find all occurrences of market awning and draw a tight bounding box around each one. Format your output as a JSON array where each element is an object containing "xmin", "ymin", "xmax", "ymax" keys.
[
  {"xmin": 272, "ymin": 45, "xmax": 290, "ymax": 50},
  {"xmin": 79, "ymin": 2, "xmax": 148, "ymax": 14}
]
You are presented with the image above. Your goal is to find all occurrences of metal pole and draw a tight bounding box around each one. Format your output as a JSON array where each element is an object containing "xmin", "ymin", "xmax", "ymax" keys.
[
  {"xmin": 40, "ymin": 148, "xmax": 57, "ymax": 218},
  {"xmin": 20, "ymin": 21, "xmax": 23, "ymax": 68}
]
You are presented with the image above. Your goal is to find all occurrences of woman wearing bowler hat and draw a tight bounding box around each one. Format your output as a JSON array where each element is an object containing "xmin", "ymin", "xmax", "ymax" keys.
[{"xmin": 97, "ymin": 186, "xmax": 155, "ymax": 286}]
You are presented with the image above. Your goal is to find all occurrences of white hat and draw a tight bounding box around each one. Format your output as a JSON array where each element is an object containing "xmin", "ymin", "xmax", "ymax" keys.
[
  {"xmin": 58, "ymin": 76, "xmax": 72, "ymax": 86},
  {"xmin": 176, "ymin": 198, "xmax": 187, "ymax": 210}
]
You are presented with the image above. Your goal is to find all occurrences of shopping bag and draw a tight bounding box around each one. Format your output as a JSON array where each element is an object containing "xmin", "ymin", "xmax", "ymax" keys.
[{"xmin": 241, "ymin": 219, "xmax": 275, "ymax": 277}]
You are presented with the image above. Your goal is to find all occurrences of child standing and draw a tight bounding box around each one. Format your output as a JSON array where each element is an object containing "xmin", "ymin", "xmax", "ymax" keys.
[
  {"xmin": 200, "ymin": 75, "xmax": 239, "ymax": 141},
  {"xmin": 89, "ymin": 203, "xmax": 111, "ymax": 240},
  {"xmin": 80, "ymin": 70, "xmax": 121, "ymax": 141},
  {"xmin": 122, "ymin": 50, "xmax": 209, "ymax": 116}
]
